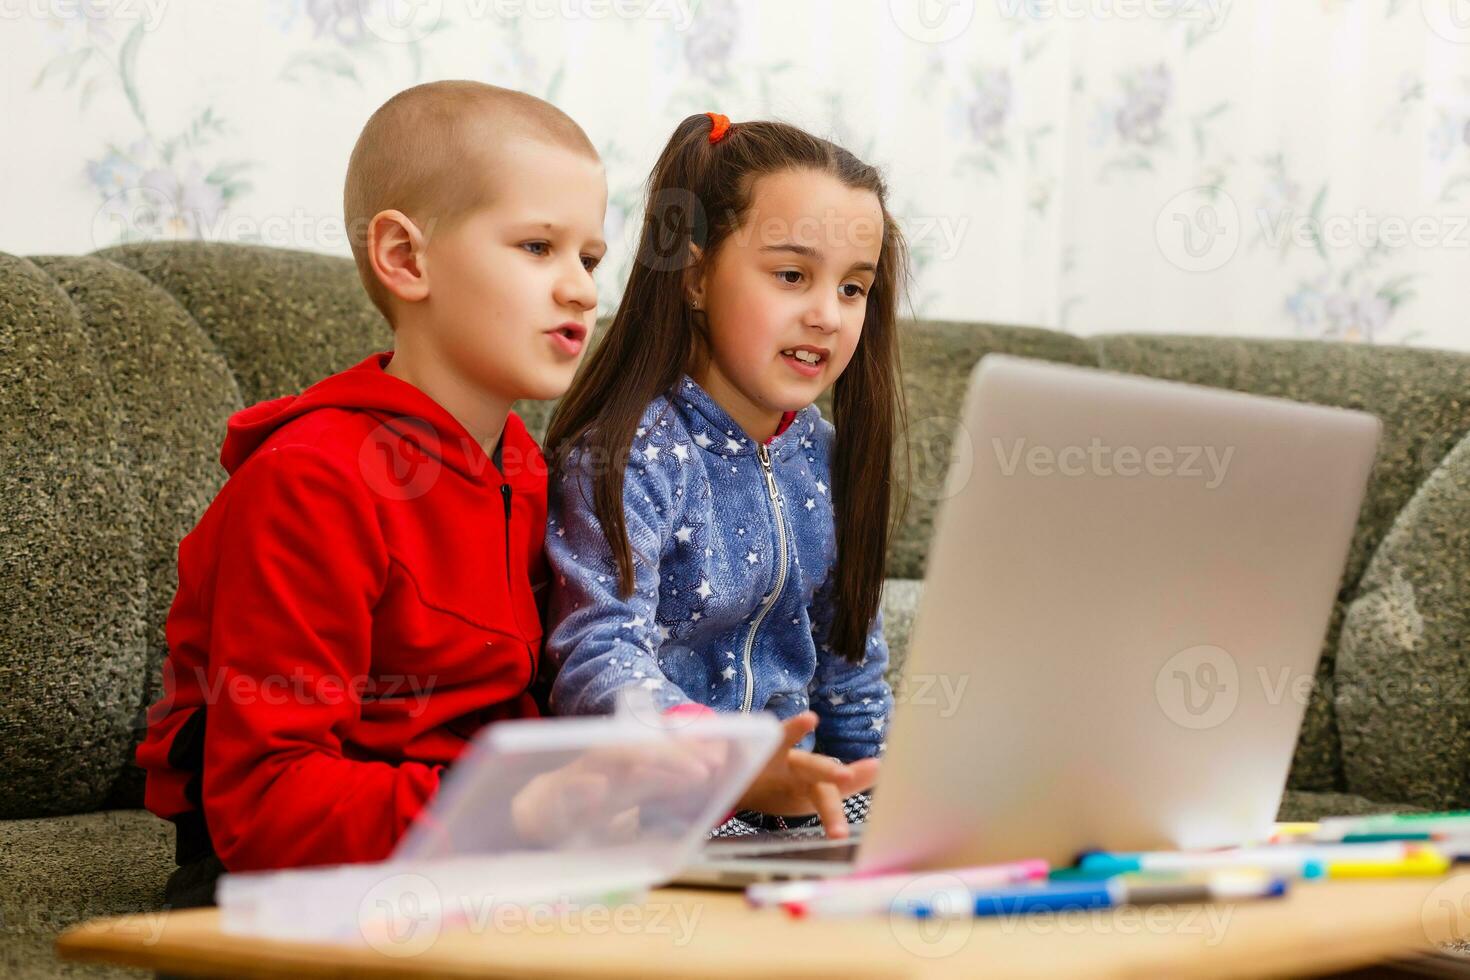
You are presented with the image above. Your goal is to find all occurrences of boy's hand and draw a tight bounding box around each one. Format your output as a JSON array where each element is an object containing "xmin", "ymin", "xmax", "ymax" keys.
[
  {"xmin": 510, "ymin": 740, "xmax": 721, "ymax": 846},
  {"xmin": 735, "ymin": 711, "xmax": 879, "ymax": 839}
]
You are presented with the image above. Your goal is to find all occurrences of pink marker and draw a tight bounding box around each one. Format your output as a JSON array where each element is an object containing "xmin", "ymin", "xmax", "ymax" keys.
[{"xmin": 745, "ymin": 859, "xmax": 1049, "ymax": 917}]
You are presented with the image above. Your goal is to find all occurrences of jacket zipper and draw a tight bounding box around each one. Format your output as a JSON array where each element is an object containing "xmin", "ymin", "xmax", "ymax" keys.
[
  {"xmin": 501, "ymin": 482, "xmax": 536, "ymax": 686},
  {"xmin": 741, "ymin": 443, "xmax": 789, "ymax": 712}
]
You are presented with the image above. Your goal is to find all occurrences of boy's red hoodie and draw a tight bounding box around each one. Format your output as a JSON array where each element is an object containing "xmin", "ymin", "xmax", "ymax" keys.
[{"xmin": 135, "ymin": 351, "xmax": 548, "ymax": 872}]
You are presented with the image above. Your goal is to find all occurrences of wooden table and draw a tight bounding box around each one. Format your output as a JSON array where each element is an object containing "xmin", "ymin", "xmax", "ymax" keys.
[{"xmin": 56, "ymin": 875, "xmax": 1470, "ymax": 979}]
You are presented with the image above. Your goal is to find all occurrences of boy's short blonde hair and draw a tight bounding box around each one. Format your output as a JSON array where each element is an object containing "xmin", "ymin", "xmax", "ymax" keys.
[{"xmin": 343, "ymin": 80, "xmax": 598, "ymax": 323}]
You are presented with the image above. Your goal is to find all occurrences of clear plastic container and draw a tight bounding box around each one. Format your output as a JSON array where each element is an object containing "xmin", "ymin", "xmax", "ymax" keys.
[{"xmin": 218, "ymin": 690, "xmax": 780, "ymax": 943}]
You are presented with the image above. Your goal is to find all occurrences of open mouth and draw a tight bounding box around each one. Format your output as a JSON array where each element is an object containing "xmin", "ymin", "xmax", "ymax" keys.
[
  {"xmin": 782, "ymin": 346, "xmax": 829, "ymax": 373},
  {"xmin": 548, "ymin": 321, "xmax": 588, "ymax": 356}
]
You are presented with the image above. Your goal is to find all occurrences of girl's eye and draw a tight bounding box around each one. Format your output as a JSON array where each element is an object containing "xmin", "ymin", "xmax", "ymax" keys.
[
  {"xmin": 520, "ymin": 241, "xmax": 550, "ymax": 256},
  {"xmin": 581, "ymin": 254, "xmax": 601, "ymax": 272},
  {"xmin": 775, "ymin": 270, "xmax": 803, "ymax": 285},
  {"xmin": 841, "ymin": 282, "xmax": 868, "ymax": 298}
]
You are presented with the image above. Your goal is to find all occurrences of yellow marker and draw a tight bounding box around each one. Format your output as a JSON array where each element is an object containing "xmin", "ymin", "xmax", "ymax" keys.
[
  {"xmin": 1267, "ymin": 822, "xmax": 1320, "ymax": 843},
  {"xmin": 1321, "ymin": 846, "xmax": 1450, "ymax": 879}
]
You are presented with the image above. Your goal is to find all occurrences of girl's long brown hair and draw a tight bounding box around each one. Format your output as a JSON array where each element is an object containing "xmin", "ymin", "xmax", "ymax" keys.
[{"xmin": 546, "ymin": 114, "xmax": 909, "ymax": 664}]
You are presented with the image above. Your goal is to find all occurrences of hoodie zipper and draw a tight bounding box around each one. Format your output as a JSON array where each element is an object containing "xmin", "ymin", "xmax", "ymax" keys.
[
  {"xmin": 741, "ymin": 443, "xmax": 789, "ymax": 712},
  {"xmin": 501, "ymin": 482, "xmax": 536, "ymax": 685}
]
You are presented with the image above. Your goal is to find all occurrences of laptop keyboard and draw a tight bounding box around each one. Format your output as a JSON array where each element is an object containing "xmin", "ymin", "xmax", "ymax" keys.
[{"xmin": 704, "ymin": 823, "xmax": 866, "ymax": 859}]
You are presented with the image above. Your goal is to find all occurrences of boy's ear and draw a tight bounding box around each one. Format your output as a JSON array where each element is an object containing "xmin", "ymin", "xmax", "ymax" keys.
[
  {"xmin": 684, "ymin": 242, "xmax": 705, "ymax": 309},
  {"xmin": 369, "ymin": 209, "xmax": 431, "ymax": 304}
]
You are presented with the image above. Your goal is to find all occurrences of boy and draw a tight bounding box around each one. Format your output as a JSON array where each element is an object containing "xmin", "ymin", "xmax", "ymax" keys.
[{"xmin": 134, "ymin": 80, "xmax": 607, "ymax": 907}]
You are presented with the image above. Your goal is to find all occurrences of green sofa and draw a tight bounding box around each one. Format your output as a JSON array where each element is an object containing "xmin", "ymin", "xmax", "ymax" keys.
[{"xmin": 3, "ymin": 242, "xmax": 1467, "ymax": 977}]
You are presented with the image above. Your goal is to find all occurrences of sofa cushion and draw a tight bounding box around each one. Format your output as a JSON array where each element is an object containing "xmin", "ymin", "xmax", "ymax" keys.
[
  {"xmin": 819, "ymin": 321, "xmax": 1099, "ymax": 581},
  {"xmin": 879, "ymin": 578, "xmax": 922, "ymax": 688},
  {"xmin": 29, "ymin": 256, "xmax": 243, "ymax": 810},
  {"xmin": 0, "ymin": 809, "xmax": 171, "ymax": 979},
  {"xmin": 1274, "ymin": 790, "xmax": 1423, "ymax": 822},
  {"xmin": 0, "ymin": 254, "xmax": 148, "ymax": 818},
  {"xmin": 1094, "ymin": 334, "xmax": 1470, "ymax": 795},
  {"xmin": 1337, "ymin": 426, "xmax": 1470, "ymax": 810},
  {"xmin": 97, "ymin": 242, "xmax": 391, "ymax": 405}
]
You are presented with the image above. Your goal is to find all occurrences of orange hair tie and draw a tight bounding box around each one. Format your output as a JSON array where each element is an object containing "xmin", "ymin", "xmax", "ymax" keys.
[{"xmin": 705, "ymin": 112, "xmax": 733, "ymax": 144}]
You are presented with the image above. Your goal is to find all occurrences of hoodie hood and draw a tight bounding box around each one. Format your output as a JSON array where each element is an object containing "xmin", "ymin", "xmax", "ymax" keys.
[{"xmin": 220, "ymin": 351, "xmax": 536, "ymax": 485}]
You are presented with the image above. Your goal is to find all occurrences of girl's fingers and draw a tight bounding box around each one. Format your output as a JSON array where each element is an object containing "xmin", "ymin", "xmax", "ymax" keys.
[
  {"xmin": 834, "ymin": 756, "xmax": 880, "ymax": 796},
  {"xmin": 786, "ymin": 749, "xmax": 847, "ymax": 784},
  {"xmin": 778, "ymin": 710, "xmax": 819, "ymax": 746},
  {"xmin": 811, "ymin": 780, "xmax": 848, "ymax": 839}
]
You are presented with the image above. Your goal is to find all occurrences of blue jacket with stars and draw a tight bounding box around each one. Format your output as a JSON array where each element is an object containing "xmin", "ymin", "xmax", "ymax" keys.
[{"xmin": 544, "ymin": 375, "xmax": 893, "ymax": 762}]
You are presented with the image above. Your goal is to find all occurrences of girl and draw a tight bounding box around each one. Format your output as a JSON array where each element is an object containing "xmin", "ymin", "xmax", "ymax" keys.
[{"xmin": 543, "ymin": 112, "xmax": 909, "ymax": 834}]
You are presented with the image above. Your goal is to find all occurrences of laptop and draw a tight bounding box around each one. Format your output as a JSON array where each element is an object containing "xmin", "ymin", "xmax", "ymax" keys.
[{"xmin": 675, "ymin": 353, "xmax": 1381, "ymax": 887}]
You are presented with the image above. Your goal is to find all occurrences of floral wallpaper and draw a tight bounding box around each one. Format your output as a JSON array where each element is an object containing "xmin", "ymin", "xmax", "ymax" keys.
[{"xmin": 5, "ymin": 0, "xmax": 1470, "ymax": 350}]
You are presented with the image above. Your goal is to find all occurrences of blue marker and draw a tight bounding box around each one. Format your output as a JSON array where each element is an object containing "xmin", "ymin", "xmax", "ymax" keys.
[{"xmin": 905, "ymin": 872, "xmax": 1286, "ymax": 919}]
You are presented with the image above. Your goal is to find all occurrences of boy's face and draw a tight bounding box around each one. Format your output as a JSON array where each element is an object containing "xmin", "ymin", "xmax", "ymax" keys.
[{"xmin": 422, "ymin": 140, "xmax": 607, "ymax": 402}]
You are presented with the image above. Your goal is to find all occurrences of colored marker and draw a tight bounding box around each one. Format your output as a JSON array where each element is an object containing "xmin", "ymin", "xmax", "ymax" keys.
[
  {"xmin": 748, "ymin": 859, "xmax": 1048, "ymax": 913},
  {"xmin": 1266, "ymin": 822, "xmax": 1320, "ymax": 844},
  {"xmin": 1314, "ymin": 812, "xmax": 1470, "ymax": 841},
  {"xmin": 903, "ymin": 871, "xmax": 1286, "ymax": 919},
  {"xmin": 1320, "ymin": 847, "xmax": 1450, "ymax": 878},
  {"xmin": 1079, "ymin": 841, "xmax": 1421, "ymax": 879}
]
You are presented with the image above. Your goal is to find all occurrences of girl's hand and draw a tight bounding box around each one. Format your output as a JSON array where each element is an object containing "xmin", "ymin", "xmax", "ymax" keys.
[{"xmin": 735, "ymin": 711, "xmax": 879, "ymax": 839}]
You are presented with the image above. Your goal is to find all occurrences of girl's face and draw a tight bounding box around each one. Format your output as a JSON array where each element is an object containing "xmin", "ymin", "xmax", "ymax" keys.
[{"xmin": 689, "ymin": 168, "xmax": 884, "ymax": 441}]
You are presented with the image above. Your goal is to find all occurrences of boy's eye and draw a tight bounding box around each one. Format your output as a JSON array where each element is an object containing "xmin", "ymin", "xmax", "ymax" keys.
[
  {"xmin": 581, "ymin": 254, "xmax": 601, "ymax": 272},
  {"xmin": 520, "ymin": 241, "xmax": 550, "ymax": 256},
  {"xmin": 775, "ymin": 270, "xmax": 803, "ymax": 285},
  {"xmin": 841, "ymin": 282, "xmax": 868, "ymax": 298}
]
